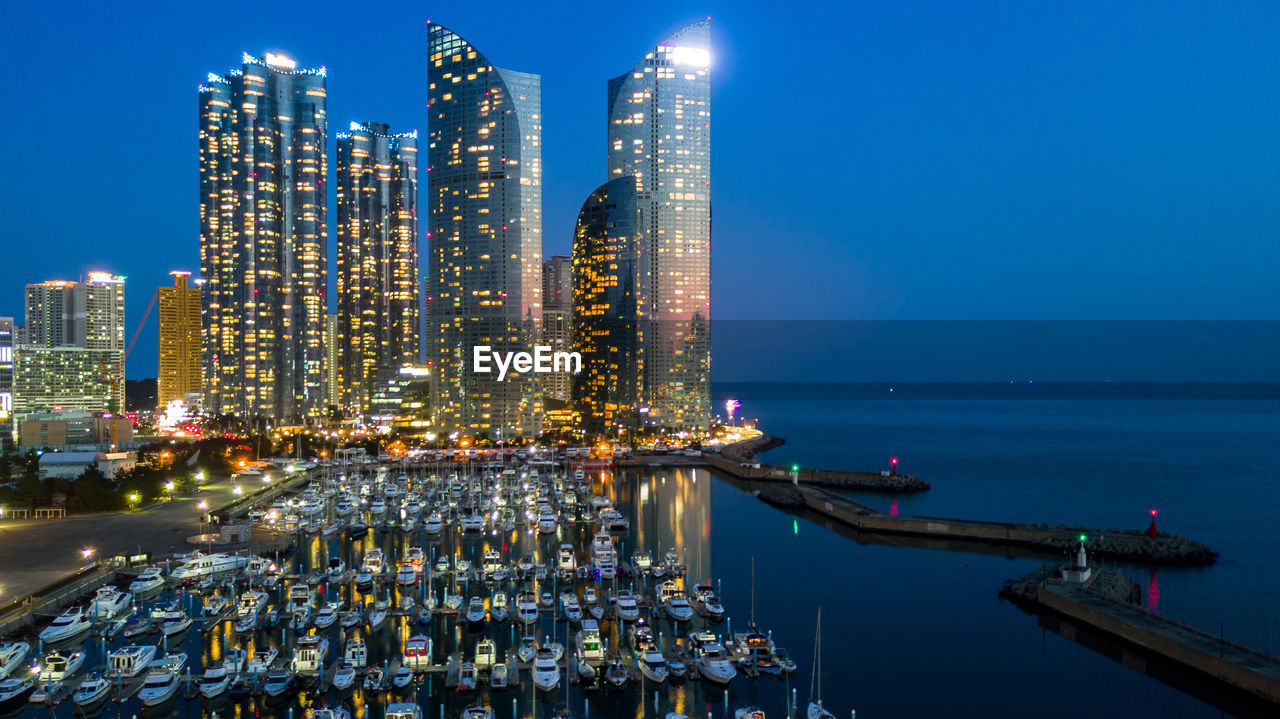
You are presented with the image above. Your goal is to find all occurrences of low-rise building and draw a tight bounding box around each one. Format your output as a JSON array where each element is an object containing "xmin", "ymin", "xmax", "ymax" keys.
[{"xmin": 18, "ymin": 410, "xmax": 135, "ymax": 451}]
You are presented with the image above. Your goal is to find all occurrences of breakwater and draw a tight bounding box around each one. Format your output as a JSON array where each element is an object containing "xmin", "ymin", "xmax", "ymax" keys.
[{"xmin": 709, "ymin": 434, "xmax": 931, "ymax": 493}]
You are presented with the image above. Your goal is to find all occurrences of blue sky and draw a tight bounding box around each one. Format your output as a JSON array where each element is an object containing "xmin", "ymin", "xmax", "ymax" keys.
[{"xmin": 0, "ymin": 0, "xmax": 1277, "ymax": 378}]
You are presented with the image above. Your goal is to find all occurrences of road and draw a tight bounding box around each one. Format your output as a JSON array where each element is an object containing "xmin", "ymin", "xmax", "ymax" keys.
[{"xmin": 0, "ymin": 474, "xmax": 244, "ymax": 603}]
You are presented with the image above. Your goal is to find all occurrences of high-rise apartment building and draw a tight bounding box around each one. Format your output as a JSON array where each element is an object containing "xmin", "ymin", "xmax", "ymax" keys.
[
  {"xmin": 570, "ymin": 178, "xmax": 642, "ymax": 432},
  {"xmin": 608, "ymin": 21, "xmax": 712, "ymax": 428},
  {"xmin": 24, "ymin": 280, "xmax": 76, "ymax": 347},
  {"xmin": 541, "ymin": 256, "xmax": 573, "ymax": 402},
  {"xmin": 157, "ymin": 271, "xmax": 202, "ymax": 407},
  {"xmin": 23, "ymin": 275, "xmax": 126, "ymax": 402},
  {"xmin": 0, "ymin": 317, "xmax": 13, "ymax": 451},
  {"xmin": 427, "ymin": 24, "xmax": 542, "ymax": 437},
  {"xmin": 335, "ymin": 121, "xmax": 420, "ymax": 415},
  {"xmin": 13, "ymin": 346, "xmax": 124, "ymax": 414},
  {"xmin": 325, "ymin": 313, "xmax": 338, "ymax": 411},
  {"xmin": 199, "ymin": 52, "xmax": 328, "ymax": 420}
]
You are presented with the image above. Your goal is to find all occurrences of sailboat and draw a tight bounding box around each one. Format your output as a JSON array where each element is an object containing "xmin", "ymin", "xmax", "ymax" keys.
[{"xmin": 807, "ymin": 607, "xmax": 836, "ymax": 719}]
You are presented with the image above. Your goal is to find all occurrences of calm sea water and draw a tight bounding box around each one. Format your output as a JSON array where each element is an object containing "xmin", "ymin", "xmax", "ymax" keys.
[{"xmin": 710, "ymin": 381, "xmax": 1280, "ymax": 717}]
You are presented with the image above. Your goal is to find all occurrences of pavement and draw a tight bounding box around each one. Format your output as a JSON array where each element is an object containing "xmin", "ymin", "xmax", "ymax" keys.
[{"xmin": 0, "ymin": 475, "xmax": 243, "ymax": 603}]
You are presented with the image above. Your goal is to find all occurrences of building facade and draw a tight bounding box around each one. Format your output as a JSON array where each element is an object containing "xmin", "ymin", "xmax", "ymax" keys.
[
  {"xmin": 199, "ymin": 52, "xmax": 328, "ymax": 421},
  {"xmin": 13, "ymin": 346, "xmax": 124, "ymax": 414},
  {"xmin": 0, "ymin": 317, "xmax": 13, "ymax": 451},
  {"xmin": 541, "ymin": 256, "xmax": 572, "ymax": 402},
  {"xmin": 570, "ymin": 178, "xmax": 642, "ymax": 433},
  {"xmin": 24, "ymin": 281, "xmax": 76, "ymax": 347},
  {"xmin": 325, "ymin": 313, "xmax": 338, "ymax": 410},
  {"xmin": 426, "ymin": 24, "xmax": 542, "ymax": 437},
  {"xmin": 335, "ymin": 121, "xmax": 420, "ymax": 416},
  {"xmin": 158, "ymin": 271, "xmax": 202, "ymax": 407},
  {"xmin": 607, "ymin": 21, "xmax": 712, "ymax": 428}
]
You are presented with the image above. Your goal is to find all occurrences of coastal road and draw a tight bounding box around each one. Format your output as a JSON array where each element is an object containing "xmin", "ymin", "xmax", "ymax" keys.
[{"xmin": 0, "ymin": 474, "xmax": 244, "ymax": 603}]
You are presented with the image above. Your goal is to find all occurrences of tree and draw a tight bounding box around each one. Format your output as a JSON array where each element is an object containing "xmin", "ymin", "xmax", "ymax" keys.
[
  {"xmin": 66, "ymin": 465, "xmax": 121, "ymax": 513},
  {"xmin": 13, "ymin": 473, "xmax": 48, "ymax": 509}
]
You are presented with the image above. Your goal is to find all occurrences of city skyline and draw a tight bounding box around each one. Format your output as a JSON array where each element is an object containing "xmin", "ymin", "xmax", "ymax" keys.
[{"xmin": 3, "ymin": 2, "xmax": 1278, "ymax": 383}]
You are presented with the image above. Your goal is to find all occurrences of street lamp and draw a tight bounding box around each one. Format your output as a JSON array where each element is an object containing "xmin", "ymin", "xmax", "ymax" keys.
[{"xmin": 81, "ymin": 547, "xmax": 94, "ymax": 560}]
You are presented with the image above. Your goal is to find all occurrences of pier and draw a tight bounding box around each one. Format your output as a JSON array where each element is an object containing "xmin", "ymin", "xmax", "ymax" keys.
[{"xmin": 707, "ymin": 434, "xmax": 931, "ymax": 493}]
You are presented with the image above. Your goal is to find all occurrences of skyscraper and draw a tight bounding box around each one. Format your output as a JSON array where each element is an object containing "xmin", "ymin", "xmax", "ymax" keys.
[
  {"xmin": 13, "ymin": 346, "xmax": 124, "ymax": 414},
  {"xmin": 0, "ymin": 317, "xmax": 13, "ymax": 451},
  {"xmin": 541, "ymin": 256, "xmax": 572, "ymax": 402},
  {"xmin": 158, "ymin": 271, "xmax": 202, "ymax": 407},
  {"xmin": 571, "ymin": 178, "xmax": 642, "ymax": 433},
  {"xmin": 199, "ymin": 52, "xmax": 328, "ymax": 421},
  {"xmin": 23, "ymin": 280, "xmax": 76, "ymax": 347},
  {"xmin": 608, "ymin": 20, "xmax": 712, "ymax": 428},
  {"xmin": 325, "ymin": 313, "xmax": 338, "ymax": 410},
  {"xmin": 23, "ymin": 275, "xmax": 126, "ymax": 402},
  {"xmin": 426, "ymin": 24, "xmax": 542, "ymax": 437},
  {"xmin": 335, "ymin": 121, "xmax": 420, "ymax": 416}
]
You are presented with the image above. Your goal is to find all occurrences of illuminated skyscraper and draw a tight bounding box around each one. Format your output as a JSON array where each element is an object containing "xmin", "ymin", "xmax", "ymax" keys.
[
  {"xmin": 325, "ymin": 313, "xmax": 338, "ymax": 410},
  {"xmin": 23, "ymin": 280, "xmax": 76, "ymax": 347},
  {"xmin": 199, "ymin": 52, "xmax": 328, "ymax": 420},
  {"xmin": 158, "ymin": 271, "xmax": 202, "ymax": 407},
  {"xmin": 608, "ymin": 20, "xmax": 711, "ymax": 428},
  {"xmin": 0, "ymin": 317, "xmax": 12, "ymax": 451},
  {"xmin": 24, "ymin": 275, "xmax": 126, "ymax": 402},
  {"xmin": 541, "ymin": 256, "xmax": 572, "ymax": 402},
  {"xmin": 335, "ymin": 121, "xmax": 420, "ymax": 415},
  {"xmin": 427, "ymin": 24, "xmax": 542, "ymax": 436},
  {"xmin": 571, "ymin": 178, "xmax": 642, "ymax": 433}
]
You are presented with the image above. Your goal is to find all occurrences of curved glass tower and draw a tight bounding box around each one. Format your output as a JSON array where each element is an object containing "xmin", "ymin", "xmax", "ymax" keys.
[
  {"xmin": 426, "ymin": 24, "xmax": 542, "ymax": 437},
  {"xmin": 570, "ymin": 178, "xmax": 642, "ymax": 433},
  {"xmin": 608, "ymin": 20, "xmax": 711, "ymax": 429},
  {"xmin": 199, "ymin": 52, "xmax": 328, "ymax": 421},
  {"xmin": 335, "ymin": 121, "xmax": 420, "ymax": 416}
]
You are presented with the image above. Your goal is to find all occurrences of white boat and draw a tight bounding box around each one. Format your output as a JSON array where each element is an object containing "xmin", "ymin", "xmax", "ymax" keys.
[
  {"xmin": 532, "ymin": 649, "xmax": 559, "ymax": 692},
  {"xmin": 600, "ymin": 509, "xmax": 629, "ymax": 531},
  {"xmin": 238, "ymin": 590, "xmax": 268, "ymax": 618},
  {"xmin": 444, "ymin": 592, "xmax": 464, "ymax": 612},
  {"xmin": 292, "ymin": 606, "xmax": 311, "ymax": 630},
  {"xmin": 807, "ymin": 607, "xmax": 838, "ymax": 719},
  {"xmin": 465, "ymin": 597, "xmax": 487, "ymax": 624},
  {"xmin": 697, "ymin": 644, "xmax": 737, "ymax": 685},
  {"xmin": 107, "ymin": 644, "xmax": 157, "ymax": 679},
  {"xmin": 605, "ymin": 660, "xmax": 628, "ymax": 688},
  {"xmin": 516, "ymin": 636, "xmax": 537, "ymax": 664},
  {"xmin": 456, "ymin": 661, "xmax": 477, "ymax": 691},
  {"xmin": 367, "ymin": 600, "xmax": 389, "ymax": 629},
  {"xmin": 343, "ymin": 638, "xmax": 367, "ymax": 667},
  {"xmin": 262, "ymin": 669, "xmax": 293, "ymax": 697},
  {"xmin": 90, "ymin": 586, "xmax": 132, "ymax": 619},
  {"xmin": 385, "ymin": 702, "xmax": 422, "ymax": 719},
  {"xmin": 40, "ymin": 649, "xmax": 85, "ymax": 681},
  {"xmin": 310, "ymin": 709, "xmax": 352, "ymax": 719},
  {"xmin": 138, "ymin": 670, "xmax": 180, "ymax": 707},
  {"xmin": 391, "ymin": 666, "xmax": 413, "ymax": 691},
  {"xmin": 575, "ymin": 620, "xmax": 605, "ymax": 662},
  {"xmin": 515, "ymin": 592, "xmax": 539, "ymax": 624},
  {"xmin": 425, "ymin": 513, "xmax": 443, "ymax": 535},
  {"xmin": 490, "ymin": 663, "xmax": 508, "ymax": 690},
  {"xmin": 474, "ymin": 638, "xmax": 496, "ymax": 670},
  {"xmin": 396, "ymin": 565, "xmax": 418, "ymax": 586},
  {"xmin": 0, "ymin": 677, "xmax": 35, "ymax": 711},
  {"xmin": 327, "ymin": 557, "xmax": 346, "ymax": 581},
  {"xmin": 403, "ymin": 635, "xmax": 432, "ymax": 670},
  {"xmin": 129, "ymin": 568, "xmax": 165, "ymax": 595},
  {"xmin": 331, "ymin": 662, "xmax": 357, "ymax": 691},
  {"xmin": 639, "ymin": 651, "xmax": 669, "ymax": 684},
  {"xmin": 159, "ymin": 609, "xmax": 193, "ymax": 636},
  {"xmin": 736, "ymin": 709, "xmax": 767, "ymax": 719},
  {"xmin": 199, "ymin": 662, "xmax": 233, "ymax": 698},
  {"xmin": 39, "ymin": 605, "xmax": 92, "ymax": 643},
  {"xmin": 461, "ymin": 703, "xmax": 495, "ymax": 719},
  {"xmin": 291, "ymin": 635, "xmax": 328, "ymax": 676},
  {"xmin": 170, "ymin": 553, "xmax": 248, "ymax": 581},
  {"xmin": 537, "ymin": 515, "xmax": 557, "ymax": 534},
  {"xmin": 314, "ymin": 604, "xmax": 338, "ymax": 629},
  {"xmin": 246, "ymin": 648, "xmax": 277, "ymax": 675},
  {"xmin": 72, "ymin": 675, "xmax": 110, "ymax": 709},
  {"xmin": 614, "ymin": 593, "xmax": 640, "ymax": 622},
  {"xmin": 556, "ymin": 544, "xmax": 576, "ymax": 572},
  {"xmin": 490, "ymin": 592, "xmax": 509, "ymax": 623},
  {"xmin": 148, "ymin": 652, "xmax": 188, "ymax": 675},
  {"xmin": 544, "ymin": 641, "xmax": 564, "ymax": 663},
  {"xmin": 461, "ymin": 514, "xmax": 485, "ymax": 532},
  {"xmin": 664, "ymin": 595, "xmax": 695, "ymax": 622},
  {"xmin": 0, "ymin": 642, "xmax": 29, "ymax": 680},
  {"xmin": 203, "ymin": 594, "xmax": 230, "ymax": 618}
]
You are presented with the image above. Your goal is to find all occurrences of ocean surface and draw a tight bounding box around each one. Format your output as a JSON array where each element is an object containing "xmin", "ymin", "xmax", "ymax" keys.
[{"xmin": 709, "ymin": 381, "xmax": 1280, "ymax": 717}]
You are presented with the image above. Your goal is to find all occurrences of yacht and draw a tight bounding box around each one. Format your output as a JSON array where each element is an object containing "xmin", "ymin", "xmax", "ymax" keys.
[
  {"xmin": 560, "ymin": 592, "xmax": 582, "ymax": 622},
  {"xmin": 396, "ymin": 564, "xmax": 418, "ymax": 586},
  {"xmin": 343, "ymin": 638, "xmax": 367, "ymax": 667},
  {"xmin": 314, "ymin": 603, "xmax": 338, "ymax": 629},
  {"xmin": 170, "ymin": 553, "xmax": 247, "ymax": 581},
  {"xmin": 600, "ymin": 509, "xmax": 630, "ymax": 531},
  {"xmin": 159, "ymin": 609, "xmax": 193, "ymax": 636},
  {"xmin": 203, "ymin": 594, "xmax": 230, "ymax": 618},
  {"xmin": 385, "ymin": 703, "xmax": 422, "ymax": 719},
  {"xmin": 465, "ymin": 597, "xmax": 488, "ymax": 624},
  {"xmin": 474, "ymin": 638, "xmax": 496, "ymax": 670},
  {"xmin": 327, "ymin": 557, "xmax": 346, "ymax": 581},
  {"xmin": 807, "ymin": 608, "xmax": 837, "ymax": 719},
  {"xmin": 238, "ymin": 590, "xmax": 268, "ymax": 618},
  {"xmin": 0, "ymin": 642, "xmax": 29, "ymax": 680},
  {"xmin": 556, "ymin": 544, "xmax": 576, "ymax": 572},
  {"xmin": 515, "ymin": 592, "xmax": 539, "ymax": 624},
  {"xmin": 490, "ymin": 592, "xmax": 509, "ymax": 623},
  {"xmin": 262, "ymin": 669, "xmax": 294, "ymax": 698},
  {"xmin": 456, "ymin": 662, "xmax": 477, "ymax": 691},
  {"xmin": 461, "ymin": 513, "xmax": 485, "ymax": 532},
  {"xmin": 292, "ymin": 635, "xmax": 328, "ymax": 676},
  {"xmin": 199, "ymin": 661, "xmax": 233, "ymax": 698},
  {"xmin": 107, "ymin": 645, "xmax": 157, "ymax": 679},
  {"xmin": 354, "ymin": 568, "xmax": 375, "ymax": 591},
  {"xmin": 614, "ymin": 592, "xmax": 640, "ymax": 622},
  {"xmin": 693, "ymin": 585, "xmax": 726, "ymax": 620},
  {"xmin": 532, "ymin": 649, "xmax": 559, "ymax": 693},
  {"xmin": 513, "ymin": 637, "xmax": 536, "ymax": 666},
  {"xmin": 40, "ymin": 649, "xmax": 85, "ymax": 681},
  {"xmin": 138, "ymin": 669, "xmax": 181, "ymax": 707},
  {"xmin": 639, "ymin": 651, "xmax": 669, "ymax": 684},
  {"xmin": 0, "ymin": 677, "xmax": 36, "ymax": 711},
  {"xmin": 697, "ymin": 643, "xmax": 737, "ymax": 685},
  {"xmin": 491, "ymin": 663, "xmax": 509, "ymax": 690},
  {"xmin": 72, "ymin": 675, "xmax": 111, "ymax": 709},
  {"xmin": 402, "ymin": 635, "xmax": 432, "ymax": 670},
  {"xmin": 129, "ymin": 568, "xmax": 165, "ymax": 595},
  {"xmin": 40, "ymin": 605, "xmax": 92, "ymax": 643},
  {"xmin": 576, "ymin": 620, "xmax": 605, "ymax": 662},
  {"xmin": 605, "ymin": 659, "xmax": 629, "ymax": 688},
  {"xmin": 246, "ymin": 648, "xmax": 278, "ymax": 675},
  {"xmin": 90, "ymin": 586, "xmax": 132, "ymax": 619},
  {"xmin": 391, "ymin": 666, "xmax": 413, "ymax": 691},
  {"xmin": 367, "ymin": 600, "xmax": 390, "ymax": 629},
  {"xmin": 664, "ymin": 595, "xmax": 695, "ymax": 623},
  {"xmin": 537, "ymin": 514, "xmax": 557, "ymax": 534},
  {"xmin": 331, "ymin": 662, "xmax": 357, "ymax": 692}
]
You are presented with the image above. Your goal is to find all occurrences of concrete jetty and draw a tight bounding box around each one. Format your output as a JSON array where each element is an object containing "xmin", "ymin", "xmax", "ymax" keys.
[{"xmin": 708, "ymin": 434, "xmax": 931, "ymax": 493}]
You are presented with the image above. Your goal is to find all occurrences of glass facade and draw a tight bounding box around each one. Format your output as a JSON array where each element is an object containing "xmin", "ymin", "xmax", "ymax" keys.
[
  {"xmin": 541, "ymin": 255, "xmax": 572, "ymax": 402},
  {"xmin": 335, "ymin": 122, "xmax": 420, "ymax": 416},
  {"xmin": 157, "ymin": 271, "xmax": 202, "ymax": 406},
  {"xmin": 571, "ymin": 178, "xmax": 642, "ymax": 433},
  {"xmin": 607, "ymin": 20, "xmax": 712, "ymax": 429},
  {"xmin": 426, "ymin": 24, "xmax": 542, "ymax": 437},
  {"xmin": 200, "ymin": 52, "xmax": 328, "ymax": 420}
]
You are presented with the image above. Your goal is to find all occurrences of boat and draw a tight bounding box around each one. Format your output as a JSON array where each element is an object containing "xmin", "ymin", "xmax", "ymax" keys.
[
  {"xmin": 537, "ymin": 515, "xmax": 557, "ymax": 534},
  {"xmin": 327, "ymin": 557, "xmax": 346, "ymax": 581},
  {"xmin": 40, "ymin": 649, "xmax": 85, "ymax": 681},
  {"xmin": 556, "ymin": 544, "xmax": 576, "ymax": 572},
  {"xmin": 773, "ymin": 647, "xmax": 798, "ymax": 674},
  {"xmin": 532, "ymin": 649, "xmax": 559, "ymax": 693},
  {"xmin": 614, "ymin": 592, "xmax": 640, "ymax": 622},
  {"xmin": 343, "ymin": 638, "xmax": 367, "ymax": 667},
  {"xmin": 107, "ymin": 644, "xmax": 157, "ymax": 679},
  {"xmin": 72, "ymin": 675, "xmax": 111, "ymax": 709},
  {"xmin": 491, "ymin": 663, "xmax": 509, "ymax": 690},
  {"xmin": 418, "ymin": 607, "xmax": 434, "ymax": 625},
  {"xmin": 391, "ymin": 666, "xmax": 413, "ymax": 691},
  {"xmin": 605, "ymin": 660, "xmax": 628, "ymax": 688},
  {"xmin": 735, "ymin": 709, "xmax": 767, "ymax": 719},
  {"xmin": 149, "ymin": 652, "xmax": 188, "ymax": 675},
  {"xmin": 245, "ymin": 649, "xmax": 276, "ymax": 676},
  {"xmin": 460, "ymin": 703, "xmax": 495, "ymax": 719},
  {"xmin": 669, "ymin": 657, "xmax": 688, "ymax": 679},
  {"xmin": 575, "ymin": 620, "xmax": 605, "ymax": 661},
  {"xmin": 489, "ymin": 592, "xmax": 509, "ymax": 623},
  {"xmin": 291, "ymin": 635, "xmax": 328, "ymax": 676},
  {"xmin": 39, "ymin": 605, "xmax": 92, "ymax": 643},
  {"xmin": 425, "ymin": 513, "xmax": 444, "ymax": 535},
  {"xmin": 170, "ymin": 553, "xmax": 248, "ymax": 581},
  {"xmin": 539, "ymin": 591, "xmax": 554, "ymax": 608},
  {"xmin": 474, "ymin": 638, "xmax": 496, "ymax": 670},
  {"xmin": 348, "ymin": 521, "xmax": 369, "ymax": 538},
  {"xmin": 403, "ymin": 635, "xmax": 432, "ymax": 670},
  {"xmin": 199, "ymin": 662, "xmax": 233, "ymax": 698},
  {"xmin": 576, "ymin": 655, "xmax": 596, "ymax": 684},
  {"xmin": 517, "ymin": 636, "xmax": 538, "ymax": 663},
  {"xmin": 314, "ymin": 604, "xmax": 338, "ymax": 629},
  {"xmin": 456, "ymin": 661, "xmax": 477, "ymax": 692},
  {"xmin": 363, "ymin": 666, "xmax": 385, "ymax": 692},
  {"xmin": 0, "ymin": 642, "xmax": 29, "ymax": 680},
  {"xmin": 309, "ymin": 709, "xmax": 351, "ymax": 719},
  {"xmin": 560, "ymin": 592, "xmax": 582, "ymax": 622},
  {"xmin": 385, "ymin": 702, "xmax": 422, "ymax": 719},
  {"xmin": 600, "ymin": 509, "xmax": 629, "ymax": 531},
  {"xmin": 807, "ymin": 608, "xmax": 837, "ymax": 719},
  {"xmin": 262, "ymin": 669, "xmax": 294, "ymax": 698},
  {"xmin": 354, "ymin": 569, "xmax": 374, "ymax": 591},
  {"xmin": 331, "ymin": 662, "xmax": 357, "ymax": 692},
  {"xmin": 367, "ymin": 600, "xmax": 389, "ymax": 629},
  {"xmin": 203, "ymin": 594, "xmax": 230, "ymax": 618},
  {"xmin": 664, "ymin": 595, "xmax": 695, "ymax": 623},
  {"xmin": 461, "ymin": 513, "xmax": 485, "ymax": 532},
  {"xmin": 129, "ymin": 568, "xmax": 165, "ymax": 595},
  {"xmin": 341, "ymin": 609, "xmax": 362, "ymax": 628},
  {"xmin": 396, "ymin": 565, "xmax": 418, "ymax": 586},
  {"xmin": 515, "ymin": 592, "xmax": 539, "ymax": 624},
  {"xmin": 544, "ymin": 641, "xmax": 564, "ymax": 662},
  {"xmin": 137, "ymin": 669, "xmax": 180, "ymax": 707},
  {"xmin": 0, "ymin": 677, "xmax": 35, "ymax": 711},
  {"xmin": 697, "ymin": 643, "xmax": 737, "ymax": 685},
  {"xmin": 90, "ymin": 586, "xmax": 132, "ymax": 619},
  {"xmin": 234, "ymin": 614, "xmax": 258, "ymax": 634},
  {"xmin": 158, "ymin": 608, "xmax": 193, "ymax": 637},
  {"xmin": 639, "ymin": 651, "xmax": 669, "ymax": 684},
  {"xmin": 465, "ymin": 597, "xmax": 487, "ymax": 624},
  {"xmin": 238, "ymin": 590, "xmax": 268, "ymax": 618}
]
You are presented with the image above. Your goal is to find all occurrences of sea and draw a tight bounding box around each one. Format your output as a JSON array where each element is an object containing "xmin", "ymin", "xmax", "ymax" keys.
[{"xmin": 11, "ymin": 381, "xmax": 1279, "ymax": 719}]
